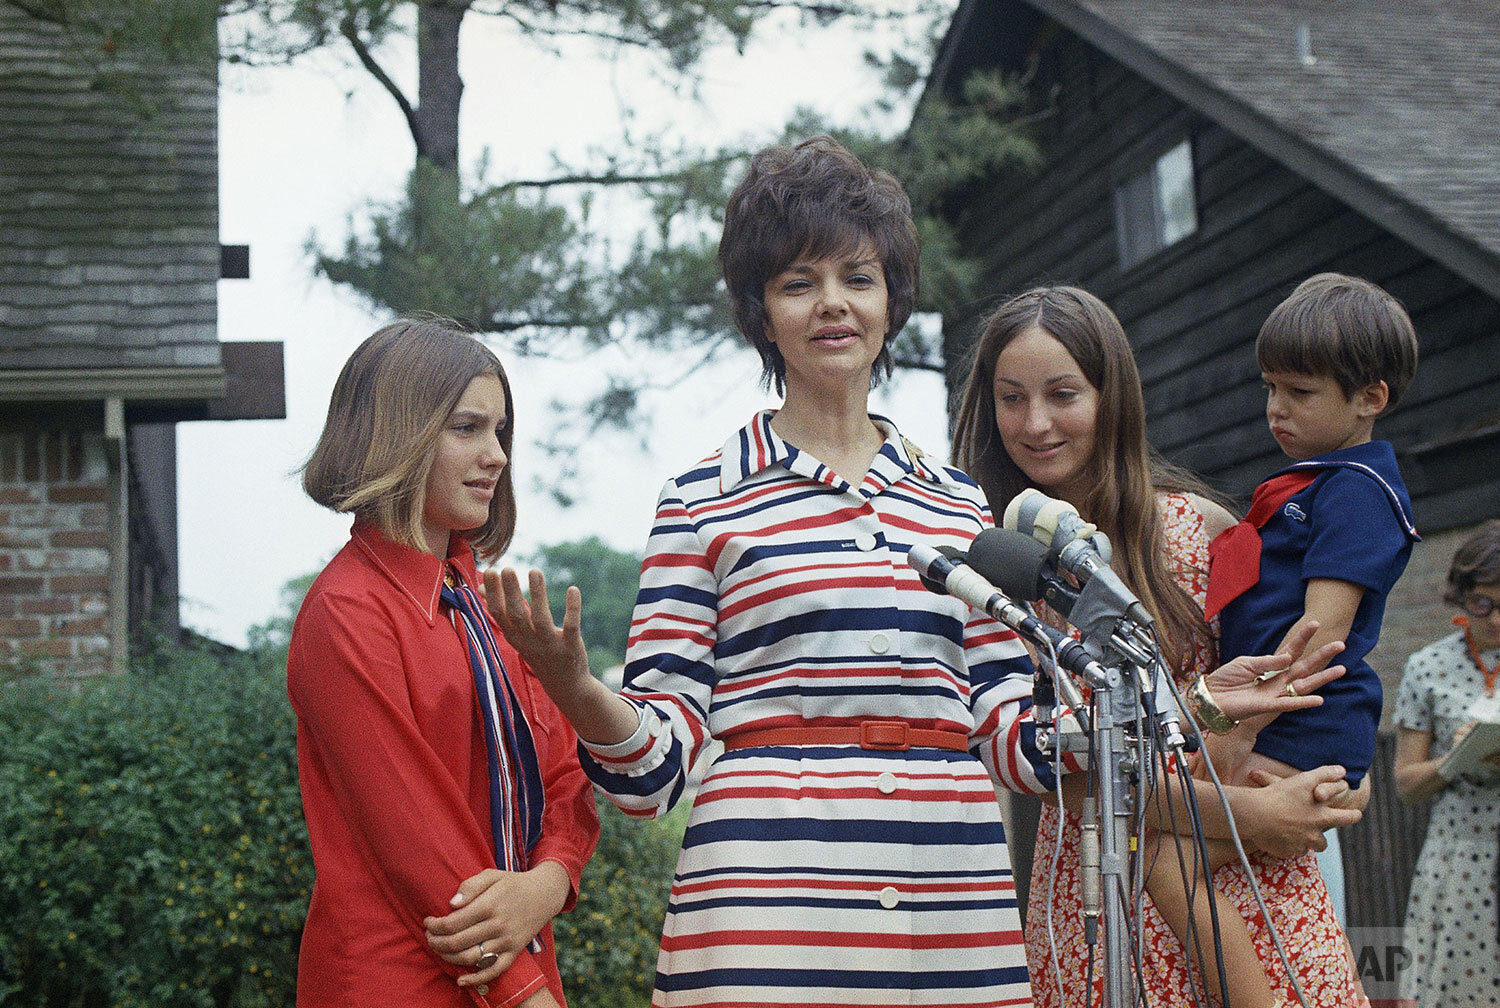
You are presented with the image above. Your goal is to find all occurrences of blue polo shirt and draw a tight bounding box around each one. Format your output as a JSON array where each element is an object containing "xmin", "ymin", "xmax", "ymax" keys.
[{"xmin": 1219, "ymin": 441, "xmax": 1418, "ymax": 787}]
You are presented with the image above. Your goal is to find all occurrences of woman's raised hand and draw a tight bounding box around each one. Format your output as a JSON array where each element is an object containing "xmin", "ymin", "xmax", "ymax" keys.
[
  {"xmin": 484, "ymin": 568, "xmax": 591, "ymax": 696},
  {"xmin": 1203, "ymin": 620, "xmax": 1346, "ymax": 727},
  {"xmin": 485, "ymin": 567, "xmax": 641, "ymax": 747}
]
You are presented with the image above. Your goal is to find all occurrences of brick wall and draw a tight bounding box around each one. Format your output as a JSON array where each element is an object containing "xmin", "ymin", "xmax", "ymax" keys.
[{"xmin": 0, "ymin": 423, "xmax": 112, "ymax": 675}]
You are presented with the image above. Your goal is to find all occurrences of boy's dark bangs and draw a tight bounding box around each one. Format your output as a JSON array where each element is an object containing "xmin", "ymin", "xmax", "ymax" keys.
[{"xmin": 1257, "ymin": 309, "xmax": 1338, "ymax": 378}]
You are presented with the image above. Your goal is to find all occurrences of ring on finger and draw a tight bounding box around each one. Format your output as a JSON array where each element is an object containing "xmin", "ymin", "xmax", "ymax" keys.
[
  {"xmin": 475, "ymin": 943, "xmax": 500, "ymax": 971},
  {"xmin": 1285, "ymin": 682, "xmax": 1298, "ymax": 698}
]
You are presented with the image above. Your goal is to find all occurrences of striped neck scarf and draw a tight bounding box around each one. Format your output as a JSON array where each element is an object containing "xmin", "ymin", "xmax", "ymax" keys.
[{"xmin": 441, "ymin": 568, "xmax": 545, "ymax": 872}]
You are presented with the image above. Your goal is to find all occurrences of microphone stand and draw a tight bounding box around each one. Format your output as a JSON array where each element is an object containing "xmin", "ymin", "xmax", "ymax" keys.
[
  {"xmin": 957, "ymin": 527, "xmax": 1190, "ymax": 1007},
  {"xmin": 1034, "ymin": 633, "xmax": 1138, "ymax": 1008}
]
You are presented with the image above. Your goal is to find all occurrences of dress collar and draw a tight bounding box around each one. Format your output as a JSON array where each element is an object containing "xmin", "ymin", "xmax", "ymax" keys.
[
  {"xmin": 1453, "ymin": 614, "xmax": 1500, "ymax": 696},
  {"xmin": 1269, "ymin": 440, "xmax": 1419, "ymax": 542},
  {"xmin": 350, "ymin": 520, "xmax": 480, "ymax": 626},
  {"xmin": 717, "ymin": 410, "xmax": 949, "ymax": 494}
]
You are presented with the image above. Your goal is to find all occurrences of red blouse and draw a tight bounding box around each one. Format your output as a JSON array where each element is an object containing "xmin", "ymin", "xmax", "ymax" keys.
[{"xmin": 287, "ymin": 523, "xmax": 599, "ymax": 1007}]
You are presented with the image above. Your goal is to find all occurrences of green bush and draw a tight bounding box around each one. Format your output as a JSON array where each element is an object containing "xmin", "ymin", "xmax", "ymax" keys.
[
  {"xmin": 554, "ymin": 802, "xmax": 686, "ymax": 1008},
  {"xmin": 0, "ymin": 645, "xmax": 308, "ymax": 1007},
  {"xmin": 0, "ymin": 640, "xmax": 684, "ymax": 1008}
]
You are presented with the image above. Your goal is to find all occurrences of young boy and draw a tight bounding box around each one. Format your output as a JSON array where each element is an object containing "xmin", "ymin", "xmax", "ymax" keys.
[{"xmin": 1149, "ymin": 272, "xmax": 1421, "ymax": 1008}]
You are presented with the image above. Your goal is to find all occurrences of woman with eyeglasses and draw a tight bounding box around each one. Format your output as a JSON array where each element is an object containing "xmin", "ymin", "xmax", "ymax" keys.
[{"xmin": 1393, "ymin": 518, "xmax": 1500, "ymax": 1008}]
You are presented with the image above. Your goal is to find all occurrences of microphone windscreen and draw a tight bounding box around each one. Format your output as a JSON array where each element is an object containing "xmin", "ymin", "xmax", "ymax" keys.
[
  {"xmin": 1000, "ymin": 487, "xmax": 1047, "ymax": 535},
  {"xmin": 968, "ymin": 527, "xmax": 1050, "ymax": 602}
]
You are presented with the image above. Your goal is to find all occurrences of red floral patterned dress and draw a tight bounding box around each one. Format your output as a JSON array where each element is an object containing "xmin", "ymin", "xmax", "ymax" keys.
[{"xmin": 1023, "ymin": 493, "xmax": 1362, "ymax": 1008}]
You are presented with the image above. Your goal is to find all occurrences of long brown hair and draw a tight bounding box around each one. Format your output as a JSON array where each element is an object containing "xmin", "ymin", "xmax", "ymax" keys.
[
  {"xmin": 952, "ymin": 285, "xmax": 1219, "ymax": 672},
  {"xmin": 302, "ymin": 318, "xmax": 517, "ymax": 562}
]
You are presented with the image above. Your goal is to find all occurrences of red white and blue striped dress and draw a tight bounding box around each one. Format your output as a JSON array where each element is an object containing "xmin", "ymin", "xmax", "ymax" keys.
[{"xmin": 580, "ymin": 413, "xmax": 1048, "ymax": 1008}]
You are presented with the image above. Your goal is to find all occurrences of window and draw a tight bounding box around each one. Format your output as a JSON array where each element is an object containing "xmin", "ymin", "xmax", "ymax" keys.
[{"xmin": 1113, "ymin": 139, "xmax": 1198, "ymax": 269}]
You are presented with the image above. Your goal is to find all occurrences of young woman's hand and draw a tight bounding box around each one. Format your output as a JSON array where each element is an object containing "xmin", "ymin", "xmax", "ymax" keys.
[
  {"xmin": 423, "ymin": 861, "xmax": 571, "ymax": 988},
  {"xmin": 1203, "ymin": 620, "xmax": 1346, "ymax": 727},
  {"xmin": 1236, "ymin": 765, "xmax": 1362, "ymax": 859},
  {"xmin": 485, "ymin": 567, "xmax": 591, "ymax": 696}
]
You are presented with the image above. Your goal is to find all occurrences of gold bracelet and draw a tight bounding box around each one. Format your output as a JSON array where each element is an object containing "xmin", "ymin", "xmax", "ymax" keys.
[{"xmin": 1185, "ymin": 674, "xmax": 1240, "ymax": 735}]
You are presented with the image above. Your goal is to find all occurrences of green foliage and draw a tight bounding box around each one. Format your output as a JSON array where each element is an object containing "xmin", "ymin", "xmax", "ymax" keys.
[
  {"xmin": 0, "ymin": 600, "xmax": 680, "ymax": 1006},
  {"xmin": 0, "ymin": 646, "xmax": 308, "ymax": 1007},
  {"xmin": 553, "ymin": 802, "xmax": 688, "ymax": 1008},
  {"xmin": 525, "ymin": 537, "xmax": 644, "ymax": 672},
  {"xmin": 314, "ymin": 160, "xmax": 615, "ymax": 345},
  {"xmin": 244, "ymin": 570, "xmax": 317, "ymax": 653},
  {"xmin": 4, "ymin": 0, "xmax": 220, "ymax": 64}
]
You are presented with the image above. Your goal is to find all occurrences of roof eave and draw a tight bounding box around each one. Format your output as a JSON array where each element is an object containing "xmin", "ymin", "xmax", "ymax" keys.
[
  {"xmin": 0, "ymin": 366, "xmax": 227, "ymax": 406},
  {"xmin": 1022, "ymin": 0, "xmax": 1500, "ymax": 301}
]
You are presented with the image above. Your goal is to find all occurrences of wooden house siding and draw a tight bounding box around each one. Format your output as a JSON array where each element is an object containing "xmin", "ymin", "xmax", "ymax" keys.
[
  {"xmin": 0, "ymin": 5, "xmax": 221, "ymax": 372},
  {"xmin": 932, "ymin": 0, "xmax": 1500, "ymax": 934},
  {"xmin": 0, "ymin": 7, "xmax": 238, "ymax": 671},
  {"xmin": 941, "ymin": 24, "xmax": 1500, "ymax": 524}
]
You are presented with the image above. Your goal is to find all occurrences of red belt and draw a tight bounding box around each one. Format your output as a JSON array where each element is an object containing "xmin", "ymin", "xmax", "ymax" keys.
[{"xmin": 720, "ymin": 721, "xmax": 970, "ymax": 753}]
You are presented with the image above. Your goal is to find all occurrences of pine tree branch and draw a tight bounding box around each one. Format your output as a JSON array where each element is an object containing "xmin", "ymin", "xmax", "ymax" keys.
[
  {"xmin": 490, "ymin": 151, "xmax": 742, "ymax": 193},
  {"xmin": 493, "ymin": 170, "xmax": 687, "ymax": 192},
  {"xmin": 737, "ymin": 0, "xmax": 888, "ymax": 17},
  {"xmin": 487, "ymin": 315, "xmax": 616, "ymax": 334},
  {"xmin": 889, "ymin": 354, "xmax": 945, "ymax": 373},
  {"xmin": 340, "ymin": 12, "xmax": 423, "ymax": 157}
]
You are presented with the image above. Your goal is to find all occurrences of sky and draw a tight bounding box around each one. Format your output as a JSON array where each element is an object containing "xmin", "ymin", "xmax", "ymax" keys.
[{"xmin": 181, "ymin": 9, "xmax": 954, "ymax": 647}]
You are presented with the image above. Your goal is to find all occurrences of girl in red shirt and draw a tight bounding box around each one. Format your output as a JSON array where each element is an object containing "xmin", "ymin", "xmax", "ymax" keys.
[{"xmin": 288, "ymin": 318, "xmax": 599, "ymax": 1008}]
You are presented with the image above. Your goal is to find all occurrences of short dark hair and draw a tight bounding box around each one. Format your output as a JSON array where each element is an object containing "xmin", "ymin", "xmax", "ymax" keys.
[
  {"xmin": 1256, "ymin": 272, "xmax": 1420, "ymax": 407},
  {"xmin": 302, "ymin": 318, "xmax": 517, "ymax": 561},
  {"xmin": 1445, "ymin": 519, "xmax": 1500, "ymax": 606},
  {"xmin": 718, "ymin": 136, "xmax": 919, "ymax": 393}
]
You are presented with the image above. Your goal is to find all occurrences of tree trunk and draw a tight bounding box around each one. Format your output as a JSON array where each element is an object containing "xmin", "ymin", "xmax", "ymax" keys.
[{"xmin": 416, "ymin": 0, "xmax": 468, "ymax": 172}]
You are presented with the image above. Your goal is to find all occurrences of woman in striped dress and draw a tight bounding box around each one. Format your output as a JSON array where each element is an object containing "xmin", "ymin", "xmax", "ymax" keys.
[{"xmin": 489, "ymin": 137, "xmax": 1044, "ymax": 1008}]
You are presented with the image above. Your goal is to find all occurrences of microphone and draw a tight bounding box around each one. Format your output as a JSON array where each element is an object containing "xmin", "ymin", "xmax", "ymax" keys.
[
  {"xmin": 997, "ymin": 494, "xmax": 1153, "ymax": 630},
  {"xmin": 906, "ymin": 541, "xmax": 1097, "ymax": 697},
  {"xmin": 968, "ymin": 529, "xmax": 1189, "ymax": 751},
  {"xmin": 1003, "ymin": 488, "xmax": 1112, "ymax": 565},
  {"xmin": 907, "ymin": 542, "xmax": 1044, "ymax": 642},
  {"xmin": 969, "ymin": 526, "xmax": 1072, "ymax": 609},
  {"xmin": 974, "ymin": 527, "xmax": 1145, "ymax": 654}
]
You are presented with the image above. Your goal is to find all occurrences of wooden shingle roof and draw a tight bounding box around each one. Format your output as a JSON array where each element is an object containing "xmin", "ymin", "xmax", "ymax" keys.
[
  {"xmin": 1008, "ymin": 0, "xmax": 1500, "ymax": 298},
  {"xmin": 0, "ymin": 5, "xmax": 221, "ymax": 376}
]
